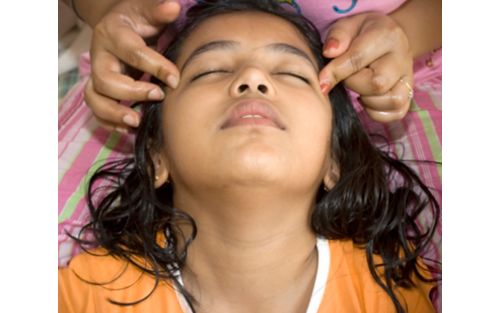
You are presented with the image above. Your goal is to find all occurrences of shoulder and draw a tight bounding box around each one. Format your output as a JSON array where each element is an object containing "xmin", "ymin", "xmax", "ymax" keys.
[
  {"xmin": 317, "ymin": 240, "xmax": 435, "ymax": 313},
  {"xmin": 58, "ymin": 248, "xmax": 183, "ymax": 313}
]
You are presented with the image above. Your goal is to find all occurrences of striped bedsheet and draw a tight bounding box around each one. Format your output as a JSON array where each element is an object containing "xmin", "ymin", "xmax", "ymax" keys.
[{"xmin": 58, "ymin": 51, "xmax": 442, "ymax": 310}]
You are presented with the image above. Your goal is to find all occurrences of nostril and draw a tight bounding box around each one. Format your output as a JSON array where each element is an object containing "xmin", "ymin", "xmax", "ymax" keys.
[
  {"xmin": 238, "ymin": 84, "xmax": 249, "ymax": 93},
  {"xmin": 258, "ymin": 84, "xmax": 268, "ymax": 93}
]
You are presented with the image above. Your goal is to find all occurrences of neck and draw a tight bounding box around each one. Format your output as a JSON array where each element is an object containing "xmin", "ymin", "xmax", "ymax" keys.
[{"xmin": 175, "ymin": 186, "xmax": 319, "ymax": 313}]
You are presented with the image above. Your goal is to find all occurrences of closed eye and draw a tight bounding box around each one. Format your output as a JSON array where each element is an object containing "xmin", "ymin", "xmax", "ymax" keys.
[
  {"xmin": 274, "ymin": 72, "xmax": 310, "ymax": 84},
  {"xmin": 191, "ymin": 69, "xmax": 231, "ymax": 81}
]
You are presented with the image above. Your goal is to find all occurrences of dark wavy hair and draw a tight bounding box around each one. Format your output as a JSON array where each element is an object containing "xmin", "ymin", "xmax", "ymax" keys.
[{"xmin": 73, "ymin": 1, "xmax": 440, "ymax": 312}]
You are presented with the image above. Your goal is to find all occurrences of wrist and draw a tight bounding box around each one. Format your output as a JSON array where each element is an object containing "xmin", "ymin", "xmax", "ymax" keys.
[{"xmin": 389, "ymin": 0, "xmax": 442, "ymax": 58}]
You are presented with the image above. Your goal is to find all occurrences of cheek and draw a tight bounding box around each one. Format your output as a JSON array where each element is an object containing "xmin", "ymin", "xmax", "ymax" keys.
[
  {"xmin": 163, "ymin": 88, "xmax": 218, "ymax": 136},
  {"xmin": 287, "ymin": 92, "xmax": 332, "ymax": 145},
  {"xmin": 161, "ymin": 90, "xmax": 222, "ymax": 178},
  {"xmin": 284, "ymin": 93, "xmax": 333, "ymax": 181}
]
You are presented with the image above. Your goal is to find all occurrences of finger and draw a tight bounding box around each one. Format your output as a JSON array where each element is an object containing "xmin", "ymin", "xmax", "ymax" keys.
[
  {"xmin": 148, "ymin": 0, "xmax": 182, "ymax": 25},
  {"xmin": 94, "ymin": 115, "xmax": 130, "ymax": 135},
  {"xmin": 106, "ymin": 1, "xmax": 181, "ymax": 37},
  {"xmin": 361, "ymin": 78, "xmax": 413, "ymax": 116},
  {"xmin": 92, "ymin": 51, "xmax": 165, "ymax": 101},
  {"xmin": 319, "ymin": 29, "xmax": 394, "ymax": 91},
  {"xmin": 343, "ymin": 52, "xmax": 410, "ymax": 96},
  {"xmin": 108, "ymin": 26, "xmax": 180, "ymax": 87},
  {"xmin": 84, "ymin": 80, "xmax": 142, "ymax": 128},
  {"xmin": 323, "ymin": 14, "xmax": 366, "ymax": 58},
  {"xmin": 364, "ymin": 107, "xmax": 408, "ymax": 124}
]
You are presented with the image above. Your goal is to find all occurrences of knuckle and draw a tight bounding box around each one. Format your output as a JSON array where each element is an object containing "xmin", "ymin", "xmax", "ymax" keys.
[
  {"xmin": 124, "ymin": 48, "xmax": 143, "ymax": 69},
  {"xmin": 91, "ymin": 74, "xmax": 107, "ymax": 94},
  {"xmin": 388, "ymin": 24, "xmax": 409, "ymax": 50},
  {"xmin": 154, "ymin": 66, "xmax": 169, "ymax": 82},
  {"xmin": 84, "ymin": 83, "xmax": 106, "ymax": 118},
  {"xmin": 348, "ymin": 50, "xmax": 364, "ymax": 73},
  {"xmin": 372, "ymin": 76, "xmax": 390, "ymax": 94}
]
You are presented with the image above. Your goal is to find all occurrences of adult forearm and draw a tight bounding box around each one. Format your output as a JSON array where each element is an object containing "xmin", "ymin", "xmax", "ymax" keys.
[
  {"xmin": 390, "ymin": 0, "xmax": 442, "ymax": 58},
  {"xmin": 61, "ymin": 0, "xmax": 121, "ymax": 27}
]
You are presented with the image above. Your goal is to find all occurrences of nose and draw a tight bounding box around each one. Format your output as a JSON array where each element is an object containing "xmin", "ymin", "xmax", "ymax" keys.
[{"xmin": 229, "ymin": 66, "xmax": 275, "ymax": 98}]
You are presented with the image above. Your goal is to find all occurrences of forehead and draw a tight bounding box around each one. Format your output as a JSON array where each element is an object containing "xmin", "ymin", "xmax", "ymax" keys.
[{"xmin": 176, "ymin": 11, "xmax": 315, "ymax": 66}]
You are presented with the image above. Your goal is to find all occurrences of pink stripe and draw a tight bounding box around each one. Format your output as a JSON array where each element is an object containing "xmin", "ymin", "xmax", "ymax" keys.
[
  {"xmin": 59, "ymin": 99, "xmax": 90, "ymax": 143},
  {"xmin": 413, "ymin": 91, "xmax": 442, "ymax": 146},
  {"xmin": 59, "ymin": 134, "xmax": 133, "ymax": 264},
  {"xmin": 58, "ymin": 93, "xmax": 85, "ymax": 133},
  {"xmin": 351, "ymin": 97, "xmax": 442, "ymax": 265},
  {"xmin": 403, "ymin": 115, "xmax": 441, "ymax": 191},
  {"xmin": 401, "ymin": 114, "xmax": 442, "ymax": 244},
  {"xmin": 357, "ymin": 105, "xmax": 442, "ymax": 270},
  {"xmin": 58, "ymin": 78, "xmax": 88, "ymax": 127},
  {"xmin": 59, "ymin": 127, "xmax": 114, "ymax": 213},
  {"xmin": 58, "ymin": 112, "xmax": 94, "ymax": 158},
  {"xmin": 62, "ymin": 133, "xmax": 132, "ymax": 219}
]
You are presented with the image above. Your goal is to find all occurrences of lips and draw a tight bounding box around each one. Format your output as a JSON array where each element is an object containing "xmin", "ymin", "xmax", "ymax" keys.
[{"xmin": 221, "ymin": 99, "xmax": 286, "ymax": 130}]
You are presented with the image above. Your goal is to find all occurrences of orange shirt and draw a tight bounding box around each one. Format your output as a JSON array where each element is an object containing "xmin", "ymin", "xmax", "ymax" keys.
[{"xmin": 59, "ymin": 240, "xmax": 435, "ymax": 313}]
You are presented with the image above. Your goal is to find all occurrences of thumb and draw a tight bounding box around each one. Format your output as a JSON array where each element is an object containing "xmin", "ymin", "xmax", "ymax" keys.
[
  {"xmin": 323, "ymin": 14, "xmax": 366, "ymax": 58},
  {"xmin": 147, "ymin": 0, "xmax": 182, "ymax": 25}
]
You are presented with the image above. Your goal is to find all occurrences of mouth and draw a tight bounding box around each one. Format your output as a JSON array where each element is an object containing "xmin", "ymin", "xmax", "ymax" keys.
[{"xmin": 221, "ymin": 99, "xmax": 286, "ymax": 130}]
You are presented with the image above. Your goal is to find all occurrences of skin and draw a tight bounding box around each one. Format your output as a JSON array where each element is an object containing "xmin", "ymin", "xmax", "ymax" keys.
[
  {"xmin": 320, "ymin": 12, "xmax": 414, "ymax": 122},
  {"xmin": 75, "ymin": 0, "xmax": 441, "ymax": 131},
  {"xmin": 319, "ymin": 0, "xmax": 441, "ymax": 122},
  {"xmin": 153, "ymin": 12, "xmax": 337, "ymax": 313},
  {"xmin": 78, "ymin": 0, "xmax": 182, "ymax": 131}
]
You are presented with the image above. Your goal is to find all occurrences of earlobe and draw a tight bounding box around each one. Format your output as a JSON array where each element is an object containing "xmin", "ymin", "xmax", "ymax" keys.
[
  {"xmin": 153, "ymin": 155, "xmax": 170, "ymax": 188},
  {"xmin": 323, "ymin": 162, "xmax": 339, "ymax": 191}
]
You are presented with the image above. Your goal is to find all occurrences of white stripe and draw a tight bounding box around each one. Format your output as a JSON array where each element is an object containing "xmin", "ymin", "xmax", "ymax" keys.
[
  {"xmin": 173, "ymin": 238, "xmax": 331, "ymax": 313},
  {"xmin": 305, "ymin": 237, "xmax": 330, "ymax": 313}
]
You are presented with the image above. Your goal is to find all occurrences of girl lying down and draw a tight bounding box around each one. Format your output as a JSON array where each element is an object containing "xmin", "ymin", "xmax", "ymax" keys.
[{"xmin": 59, "ymin": 1, "xmax": 440, "ymax": 312}]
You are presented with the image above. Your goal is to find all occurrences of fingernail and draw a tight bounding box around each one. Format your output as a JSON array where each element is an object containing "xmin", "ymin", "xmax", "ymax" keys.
[
  {"xmin": 323, "ymin": 38, "xmax": 339, "ymax": 55},
  {"xmin": 166, "ymin": 74, "xmax": 179, "ymax": 89},
  {"xmin": 148, "ymin": 88, "xmax": 164, "ymax": 100},
  {"xmin": 115, "ymin": 127, "xmax": 128, "ymax": 134},
  {"xmin": 320, "ymin": 82, "xmax": 331, "ymax": 94},
  {"xmin": 319, "ymin": 75, "xmax": 332, "ymax": 93},
  {"xmin": 122, "ymin": 114, "xmax": 139, "ymax": 127}
]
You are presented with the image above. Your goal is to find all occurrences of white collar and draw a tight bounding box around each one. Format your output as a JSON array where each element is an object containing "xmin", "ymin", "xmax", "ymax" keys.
[{"xmin": 174, "ymin": 237, "xmax": 330, "ymax": 313}]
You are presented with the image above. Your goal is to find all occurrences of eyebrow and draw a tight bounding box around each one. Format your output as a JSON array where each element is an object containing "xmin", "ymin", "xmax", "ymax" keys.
[{"xmin": 180, "ymin": 40, "xmax": 317, "ymax": 73}]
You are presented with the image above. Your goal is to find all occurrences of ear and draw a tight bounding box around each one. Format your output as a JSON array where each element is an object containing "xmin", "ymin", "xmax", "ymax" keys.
[
  {"xmin": 322, "ymin": 159, "xmax": 339, "ymax": 191},
  {"xmin": 152, "ymin": 154, "xmax": 170, "ymax": 188}
]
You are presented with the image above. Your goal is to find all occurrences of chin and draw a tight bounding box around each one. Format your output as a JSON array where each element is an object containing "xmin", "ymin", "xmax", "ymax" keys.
[{"xmin": 223, "ymin": 146, "xmax": 289, "ymax": 184}]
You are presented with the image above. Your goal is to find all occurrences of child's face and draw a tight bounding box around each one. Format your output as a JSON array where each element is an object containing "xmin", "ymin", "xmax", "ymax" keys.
[{"xmin": 158, "ymin": 11, "xmax": 335, "ymax": 194}]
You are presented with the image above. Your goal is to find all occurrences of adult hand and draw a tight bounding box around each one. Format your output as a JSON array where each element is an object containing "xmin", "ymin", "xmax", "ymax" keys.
[
  {"xmin": 85, "ymin": 0, "xmax": 181, "ymax": 133},
  {"xmin": 319, "ymin": 12, "xmax": 414, "ymax": 123}
]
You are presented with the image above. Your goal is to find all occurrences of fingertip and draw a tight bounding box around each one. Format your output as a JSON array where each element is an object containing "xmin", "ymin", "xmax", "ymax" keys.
[
  {"xmin": 323, "ymin": 38, "xmax": 340, "ymax": 57},
  {"xmin": 318, "ymin": 70, "xmax": 334, "ymax": 93},
  {"xmin": 164, "ymin": 0, "xmax": 181, "ymax": 12},
  {"xmin": 123, "ymin": 114, "xmax": 140, "ymax": 128},
  {"xmin": 155, "ymin": 0, "xmax": 181, "ymax": 21},
  {"xmin": 166, "ymin": 74, "xmax": 179, "ymax": 89},
  {"xmin": 115, "ymin": 127, "xmax": 130, "ymax": 134},
  {"xmin": 148, "ymin": 88, "xmax": 165, "ymax": 100},
  {"xmin": 320, "ymin": 82, "xmax": 331, "ymax": 95}
]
